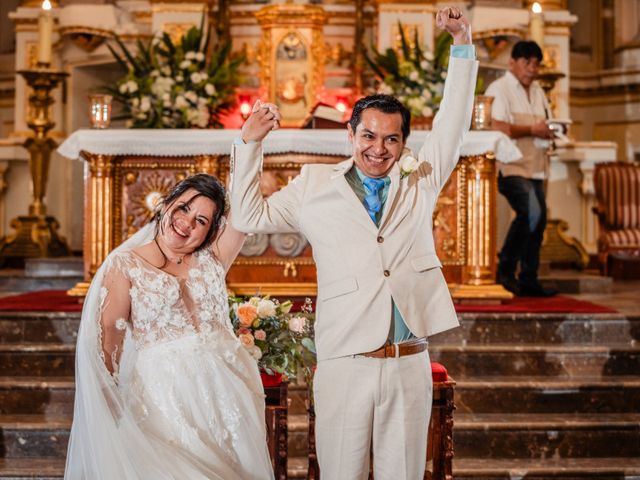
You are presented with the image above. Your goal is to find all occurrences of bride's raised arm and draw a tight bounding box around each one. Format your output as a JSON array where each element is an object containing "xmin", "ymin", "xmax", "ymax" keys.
[
  {"xmin": 98, "ymin": 258, "xmax": 132, "ymax": 380},
  {"xmin": 211, "ymin": 211, "xmax": 246, "ymax": 273}
]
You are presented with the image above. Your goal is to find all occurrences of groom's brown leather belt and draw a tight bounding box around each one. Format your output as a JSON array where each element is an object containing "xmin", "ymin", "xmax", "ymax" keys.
[{"xmin": 361, "ymin": 338, "xmax": 428, "ymax": 358}]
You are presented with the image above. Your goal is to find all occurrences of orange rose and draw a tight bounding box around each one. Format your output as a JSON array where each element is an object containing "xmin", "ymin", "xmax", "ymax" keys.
[{"xmin": 237, "ymin": 304, "xmax": 258, "ymax": 327}]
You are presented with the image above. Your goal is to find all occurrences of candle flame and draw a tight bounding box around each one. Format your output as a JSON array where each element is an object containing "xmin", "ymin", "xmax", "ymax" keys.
[
  {"xmin": 532, "ymin": 2, "xmax": 542, "ymax": 14},
  {"xmin": 239, "ymin": 102, "xmax": 251, "ymax": 116}
]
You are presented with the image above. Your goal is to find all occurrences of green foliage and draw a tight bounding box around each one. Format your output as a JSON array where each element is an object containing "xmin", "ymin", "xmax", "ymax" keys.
[
  {"xmin": 364, "ymin": 23, "xmax": 448, "ymax": 117},
  {"xmin": 105, "ymin": 19, "xmax": 243, "ymax": 128},
  {"xmin": 229, "ymin": 296, "xmax": 316, "ymax": 383}
]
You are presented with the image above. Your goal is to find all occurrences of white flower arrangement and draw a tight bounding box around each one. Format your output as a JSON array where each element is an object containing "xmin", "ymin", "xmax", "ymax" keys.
[
  {"xmin": 105, "ymin": 19, "xmax": 242, "ymax": 129},
  {"xmin": 365, "ymin": 25, "xmax": 451, "ymax": 119}
]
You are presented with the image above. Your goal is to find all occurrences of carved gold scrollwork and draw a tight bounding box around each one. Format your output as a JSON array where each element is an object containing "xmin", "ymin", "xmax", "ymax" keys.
[
  {"xmin": 194, "ymin": 154, "xmax": 221, "ymax": 176},
  {"xmin": 125, "ymin": 171, "xmax": 138, "ymax": 185}
]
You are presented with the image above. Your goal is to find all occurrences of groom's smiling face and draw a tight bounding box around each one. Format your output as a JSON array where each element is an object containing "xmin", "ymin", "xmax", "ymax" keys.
[{"xmin": 348, "ymin": 108, "xmax": 406, "ymax": 179}]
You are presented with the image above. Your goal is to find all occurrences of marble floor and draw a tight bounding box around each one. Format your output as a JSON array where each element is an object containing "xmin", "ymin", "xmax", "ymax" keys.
[{"xmin": 566, "ymin": 277, "xmax": 640, "ymax": 316}]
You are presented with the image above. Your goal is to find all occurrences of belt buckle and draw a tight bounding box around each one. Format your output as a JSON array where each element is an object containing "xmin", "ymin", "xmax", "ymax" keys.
[{"xmin": 394, "ymin": 343, "xmax": 400, "ymax": 358}]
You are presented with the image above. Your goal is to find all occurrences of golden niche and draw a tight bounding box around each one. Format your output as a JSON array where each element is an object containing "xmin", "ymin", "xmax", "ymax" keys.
[{"xmin": 255, "ymin": 4, "xmax": 327, "ymax": 127}]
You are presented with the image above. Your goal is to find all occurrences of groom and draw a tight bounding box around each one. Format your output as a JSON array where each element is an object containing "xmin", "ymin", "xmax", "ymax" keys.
[{"xmin": 231, "ymin": 7, "xmax": 477, "ymax": 479}]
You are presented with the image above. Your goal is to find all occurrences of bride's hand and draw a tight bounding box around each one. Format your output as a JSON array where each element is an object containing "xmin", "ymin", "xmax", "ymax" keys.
[{"xmin": 241, "ymin": 100, "xmax": 282, "ymax": 143}]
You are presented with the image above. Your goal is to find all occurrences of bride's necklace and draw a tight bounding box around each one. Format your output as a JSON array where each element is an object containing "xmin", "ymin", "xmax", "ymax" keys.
[{"xmin": 154, "ymin": 237, "xmax": 185, "ymax": 265}]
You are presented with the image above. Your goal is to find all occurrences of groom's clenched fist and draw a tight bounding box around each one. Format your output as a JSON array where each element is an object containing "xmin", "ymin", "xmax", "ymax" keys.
[
  {"xmin": 241, "ymin": 100, "xmax": 282, "ymax": 143},
  {"xmin": 436, "ymin": 6, "xmax": 471, "ymax": 45}
]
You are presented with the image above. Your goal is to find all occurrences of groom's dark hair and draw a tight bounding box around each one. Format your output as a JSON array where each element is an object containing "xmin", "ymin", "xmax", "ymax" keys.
[
  {"xmin": 154, "ymin": 173, "xmax": 227, "ymax": 255},
  {"xmin": 348, "ymin": 94, "xmax": 411, "ymax": 140}
]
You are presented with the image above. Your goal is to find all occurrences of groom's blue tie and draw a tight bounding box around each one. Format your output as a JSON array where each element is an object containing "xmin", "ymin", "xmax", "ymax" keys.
[{"xmin": 362, "ymin": 177, "xmax": 386, "ymax": 223}]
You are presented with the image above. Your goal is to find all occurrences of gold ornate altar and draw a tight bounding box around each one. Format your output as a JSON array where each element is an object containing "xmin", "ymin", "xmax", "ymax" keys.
[
  {"xmin": 58, "ymin": 129, "xmax": 513, "ymax": 301},
  {"xmin": 255, "ymin": 4, "xmax": 328, "ymax": 128}
]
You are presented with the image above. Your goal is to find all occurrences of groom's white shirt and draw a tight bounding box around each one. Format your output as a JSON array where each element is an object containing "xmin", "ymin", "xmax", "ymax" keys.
[{"xmin": 231, "ymin": 56, "xmax": 479, "ymax": 361}]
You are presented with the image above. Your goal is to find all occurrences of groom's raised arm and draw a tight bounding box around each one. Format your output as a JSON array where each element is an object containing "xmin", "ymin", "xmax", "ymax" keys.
[
  {"xmin": 230, "ymin": 102, "xmax": 306, "ymax": 234},
  {"xmin": 421, "ymin": 7, "xmax": 478, "ymax": 190}
]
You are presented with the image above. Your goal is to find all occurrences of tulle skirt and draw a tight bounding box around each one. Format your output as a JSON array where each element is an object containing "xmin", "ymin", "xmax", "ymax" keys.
[{"xmin": 120, "ymin": 332, "xmax": 274, "ymax": 480}]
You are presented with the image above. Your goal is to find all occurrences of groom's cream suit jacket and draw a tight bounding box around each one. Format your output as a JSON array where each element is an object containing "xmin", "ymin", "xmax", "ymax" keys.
[{"xmin": 231, "ymin": 56, "xmax": 478, "ymax": 361}]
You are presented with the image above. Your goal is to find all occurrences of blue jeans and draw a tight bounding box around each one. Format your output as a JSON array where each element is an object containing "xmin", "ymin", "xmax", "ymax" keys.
[{"xmin": 497, "ymin": 174, "xmax": 547, "ymax": 286}]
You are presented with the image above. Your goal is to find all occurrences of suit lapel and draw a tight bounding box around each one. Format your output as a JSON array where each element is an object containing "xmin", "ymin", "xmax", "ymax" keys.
[
  {"xmin": 378, "ymin": 161, "xmax": 401, "ymax": 231},
  {"xmin": 331, "ymin": 158, "xmax": 379, "ymax": 234}
]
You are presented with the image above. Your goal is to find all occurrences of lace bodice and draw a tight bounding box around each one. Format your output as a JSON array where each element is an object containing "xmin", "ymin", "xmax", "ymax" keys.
[{"xmin": 99, "ymin": 249, "xmax": 235, "ymax": 359}]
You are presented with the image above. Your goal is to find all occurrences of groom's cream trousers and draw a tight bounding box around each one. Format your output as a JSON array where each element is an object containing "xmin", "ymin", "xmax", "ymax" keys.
[{"xmin": 313, "ymin": 349, "xmax": 432, "ymax": 480}]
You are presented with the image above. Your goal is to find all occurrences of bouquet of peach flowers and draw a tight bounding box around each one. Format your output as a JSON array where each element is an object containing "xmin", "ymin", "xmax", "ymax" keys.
[{"xmin": 229, "ymin": 295, "xmax": 316, "ymax": 381}]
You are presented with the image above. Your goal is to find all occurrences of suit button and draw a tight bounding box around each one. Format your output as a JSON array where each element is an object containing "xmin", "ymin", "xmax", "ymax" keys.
[
  {"xmin": 377, "ymin": 236, "xmax": 384, "ymax": 243},
  {"xmin": 383, "ymin": 269, "xmax": 390, "ymax": 277}
]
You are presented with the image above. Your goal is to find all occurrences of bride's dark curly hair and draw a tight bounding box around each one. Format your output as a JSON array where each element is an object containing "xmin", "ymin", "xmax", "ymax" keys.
[{"xmin": 153, "ymin": 173, "xmax": 227, "ymax": 254}]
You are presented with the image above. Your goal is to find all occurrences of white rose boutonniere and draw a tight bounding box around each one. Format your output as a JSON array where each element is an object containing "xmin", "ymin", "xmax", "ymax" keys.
[{"xmin": 400, "ymin": 154, "xmax": 420, "ymax": 179}]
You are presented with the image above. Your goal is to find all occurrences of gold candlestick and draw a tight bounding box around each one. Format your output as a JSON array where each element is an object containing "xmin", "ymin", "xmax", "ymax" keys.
[{"xmin": 0, "ymin": 65, "xmax": 71, "ymax": 265}]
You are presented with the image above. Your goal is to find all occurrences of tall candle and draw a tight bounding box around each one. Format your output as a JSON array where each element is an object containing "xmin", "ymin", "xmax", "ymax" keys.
[
  {"xmin": 529, "ymin": 2, "xmax": 544, "ymax": 47},
  {"xmin": 37, "ymin": 0, "xmax": 53, "ymax": 65}
]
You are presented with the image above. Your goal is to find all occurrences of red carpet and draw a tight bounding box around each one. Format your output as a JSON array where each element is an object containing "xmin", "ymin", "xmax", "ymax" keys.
[
  {"xmin": 0, "ymin": 290, "xmax": 617, "ymax": 314},
  {"xmin": 0, "ymin": 290, "xmax": 83, "ymax": 312},
  {"xmin": 455, "ymin": 294, "xmax": 616, "ymax": 313}
]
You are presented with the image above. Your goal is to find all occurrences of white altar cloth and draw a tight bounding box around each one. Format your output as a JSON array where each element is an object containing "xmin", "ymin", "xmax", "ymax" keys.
[{"xmin": 58, "ymin": 129, "xmax": 522, "ymax": 163}]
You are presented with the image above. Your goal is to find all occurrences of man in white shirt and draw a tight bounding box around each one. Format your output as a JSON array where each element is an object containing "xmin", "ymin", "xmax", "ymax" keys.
[{"xmin": 485, "ymin": 40, "xmax": 557, "ymax": 297}]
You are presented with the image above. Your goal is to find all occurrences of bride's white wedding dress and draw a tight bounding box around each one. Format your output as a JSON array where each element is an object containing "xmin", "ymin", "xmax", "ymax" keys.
[{"xmin": 65, "ymin": 224, "xmax": 274, "ymax": 480}]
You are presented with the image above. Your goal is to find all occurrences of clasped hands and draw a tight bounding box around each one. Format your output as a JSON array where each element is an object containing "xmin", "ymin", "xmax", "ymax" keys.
[{"xmin": 241, "ymin": 100, "xmax": 282, "ymax": 143}]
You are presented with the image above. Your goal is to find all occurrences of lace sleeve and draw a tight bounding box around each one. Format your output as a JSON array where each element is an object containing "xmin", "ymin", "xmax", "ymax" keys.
[{"xmin": 98, "ymin": 255, "xmax": 132, "ymax": 380}]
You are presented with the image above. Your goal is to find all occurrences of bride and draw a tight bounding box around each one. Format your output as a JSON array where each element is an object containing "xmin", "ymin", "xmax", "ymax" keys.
[{"xmin": 65, "ymin": 173, "xmax": 274, "ymax": 479}]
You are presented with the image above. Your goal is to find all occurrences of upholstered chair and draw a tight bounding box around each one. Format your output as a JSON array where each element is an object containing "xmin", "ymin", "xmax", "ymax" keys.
[{"xmin": 593, "ymin": 162, "xmax": 640, "ymax": 274}]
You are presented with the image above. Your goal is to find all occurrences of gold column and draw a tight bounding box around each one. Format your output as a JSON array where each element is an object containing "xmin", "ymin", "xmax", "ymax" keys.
[
  {"xmin": 451, "ymin": 153, "xmax": 512, "ymax": 302},
  {"xmin": 0, "ymin": 67, "xmax": 71, "ymax": 266},
  {"xmin": 353, "ymin": 0, "xmax": 365, "ymax": 97},
  {"xmin": 68, "ymin": 152, "xmax": 116, "ymax": 298},
  {"xmin": 463, "ymin": 154, "xmax": 496, "ymax": 285}
]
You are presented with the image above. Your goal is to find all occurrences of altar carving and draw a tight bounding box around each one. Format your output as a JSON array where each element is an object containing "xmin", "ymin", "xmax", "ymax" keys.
[{"xmin": 58, "ymin": 129, "xmax": 517, "ymax": 301}]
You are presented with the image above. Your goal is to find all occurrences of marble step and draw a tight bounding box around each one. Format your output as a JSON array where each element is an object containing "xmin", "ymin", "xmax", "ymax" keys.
[
  {"xmin": 0, "ymin": 458, "xmax": 65, "ymax": 480},
  {"xmin": 453, "ymin": 457, "xmax": 640, "ymax": 479},
  {"xmin": 1, "ymin": 311, "xmax": 637, "ymax": 348},
  {"xmin": 286, "ymin": 412, "xmax": 640, "ymax": 460},
  {"xmin": 3, "ymin": 340, "xmax": 638, "ymax": 380},
  {"xmin": 24, "ymin": 258, "xmax": 83, "ymax": 278},
  {"xmin": 289, "ymin": 378, "xmax": 640, "ymax": 417},
  {"xmin": 0, "ymin": 377, "xmax": 75, "ymax": 416},
  {"xmin": 0, "ymin": 313, "xmax": 80, "ymax": 345},
  {"xmin": 455, "ymin": 376, "xmax": 640, "ymax": 414},
  {"xmin": 539, "ymin": 272, "xmax": 614, "ymax": 294},
  {"xmin": 0, "ymin": 271, "xmax": 82, "ymax": 293},
  {"xmin": 430, "ymin": 344, "xmax": 640, "ymax": 378},
  {"xmin": 1, "ymin": 458, "xmax": 307, "ymax": 480},
  {"xmin": 432, "ymin": 313, "xmax": 639, "ymax": 346},
  {"xmin": 0, "ymin": 344, "xmax": 75, "ymax": 377},
  {"xmin": 0, "ymin": 415, "xmax": 70, "ymax": 459},
  {"xmin": 2, "ymin": 457, "xmax": 640, "ymax": 480},
  {"xmin": 453, "ymin": 412, "xmax": 640, "ymax": 459}
]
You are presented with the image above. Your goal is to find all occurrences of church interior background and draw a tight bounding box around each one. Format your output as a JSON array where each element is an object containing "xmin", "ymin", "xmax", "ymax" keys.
[{"xmin": 0, "ymin": 0, "xmax": 639, "ymax": 478}]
